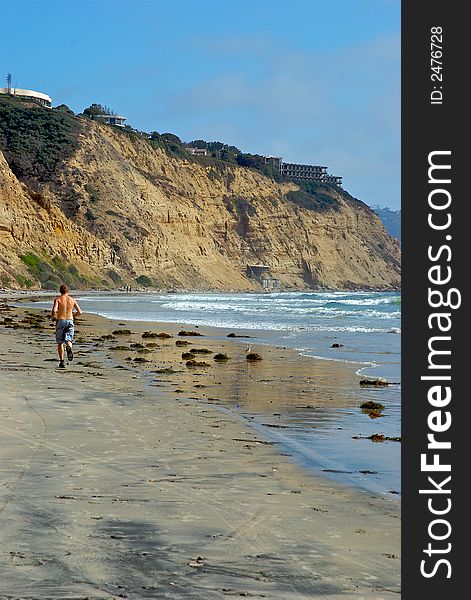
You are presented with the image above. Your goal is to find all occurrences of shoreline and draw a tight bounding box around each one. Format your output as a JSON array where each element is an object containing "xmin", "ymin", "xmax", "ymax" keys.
[
  {"xmin": 15, "ymin": 287, "xmax": 400, "ymax": 368},
  {"xmin": 0, "ymin": 283, "xmax": 402, "ymax": 296},
  {"xmin": 0, "ymin": 301, "xmax": 400, "ymax": 598}
]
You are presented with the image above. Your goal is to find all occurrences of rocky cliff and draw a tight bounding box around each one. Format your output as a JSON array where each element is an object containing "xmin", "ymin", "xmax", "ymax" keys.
[{"xmin": 0, "ymin": 98, "xmax": 400, "ymax": 291}]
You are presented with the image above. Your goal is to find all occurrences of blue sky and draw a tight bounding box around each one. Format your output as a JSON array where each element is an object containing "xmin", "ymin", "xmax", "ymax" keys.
[{"xmin": 1, "ymin": 0, "xmax": 400, "ymax": 209}]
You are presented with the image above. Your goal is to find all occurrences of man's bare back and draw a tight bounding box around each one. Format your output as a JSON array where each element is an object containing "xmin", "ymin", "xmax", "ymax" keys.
[{"xmin": 52, "ymin": 293, "xmax": 81, "ymax": 321}]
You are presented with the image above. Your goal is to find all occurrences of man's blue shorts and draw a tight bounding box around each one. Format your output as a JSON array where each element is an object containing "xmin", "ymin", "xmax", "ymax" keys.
[{"xmin": 55, "ymin": 319, "xmax": 74, "ymax": 344}]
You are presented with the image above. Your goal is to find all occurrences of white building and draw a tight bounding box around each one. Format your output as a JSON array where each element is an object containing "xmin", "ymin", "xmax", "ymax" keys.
[
  {"xmin": 186, "ymin": 147, "xmax": 208, "ymax": 156},
  {"xmin": 94, "ymin": 114, "xmax": 127, "ymax": 127},
  {"xmin": 0, "ymin": 87, "xmax": 52, "ymax": 107}
]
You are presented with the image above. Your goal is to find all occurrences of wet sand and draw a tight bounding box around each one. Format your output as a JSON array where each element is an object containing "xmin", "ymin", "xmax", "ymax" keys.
[{"xmin": 0, "ymin": 300, "xmax": 400, "ymax": 599}]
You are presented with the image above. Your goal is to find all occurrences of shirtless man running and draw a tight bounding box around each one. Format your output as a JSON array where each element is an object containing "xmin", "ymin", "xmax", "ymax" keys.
[{"xmin": 50, "ymin": 284, "xmax": 82, "ymax": 369}]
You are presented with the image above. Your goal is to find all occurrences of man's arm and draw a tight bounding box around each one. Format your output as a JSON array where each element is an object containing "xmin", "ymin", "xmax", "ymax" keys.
[
  {"xmin": 73, "ymin": 301, "xmax": 82, "ymax": 317},
  {"xmin": 51, "ymin": 298, "xmax": 58, "ymax": 321}
]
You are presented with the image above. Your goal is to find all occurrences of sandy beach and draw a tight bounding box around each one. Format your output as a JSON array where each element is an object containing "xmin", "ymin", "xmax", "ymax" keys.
[{"xmin": 0, "ymin": 299, "xmax": 400, "ymax": 599}]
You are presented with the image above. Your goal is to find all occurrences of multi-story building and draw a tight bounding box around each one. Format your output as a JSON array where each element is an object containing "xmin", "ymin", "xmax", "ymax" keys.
[
  {"xmin": 322, "ymin": 174, "xmax": 343, "ymax": 186},
  {"xmin": 264, "ymin": 156, "xmax": 342, "ymax": 187},
  {"xmin": 281, "ymin": 162, "xmax": 328, "ymax": 180}
]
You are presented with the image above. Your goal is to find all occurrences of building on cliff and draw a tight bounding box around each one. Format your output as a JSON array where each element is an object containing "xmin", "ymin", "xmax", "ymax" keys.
[
  {"xmin": 94, "ymin": 114, "xmax": 127, "ymax": 127},
  {"xmin": 265, "ymin": 156, "xmax": 342, "ymax": 186},
  {"xmin": 187, "ymin": 147, "xmax": 208, "ymax": 156},
  {"xmin": 0, "ymin": 86, "xmax": 52, "ymax": 107}
]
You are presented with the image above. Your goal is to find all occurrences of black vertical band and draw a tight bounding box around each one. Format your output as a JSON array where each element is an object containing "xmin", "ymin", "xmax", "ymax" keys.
[{"xmin": 402, "ymin": 3, "xmax": 466, "ymax": 596}]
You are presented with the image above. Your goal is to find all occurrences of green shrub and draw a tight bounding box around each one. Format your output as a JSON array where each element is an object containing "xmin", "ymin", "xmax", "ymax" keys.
[
  {"xmin": 147, "ymin": 131, "xmax": 188, "ymax": 159},
  {"xmin": 1, "ymin": 274, "xmax": 12, "ymax": 287},
  {"xmin": 19, "ymin": 252, "xmax": 41, "ymax": 270},
  {"xmin": 55, "ymin": 104, "xmax": 74, "ymax": 114},
  {"xmin": 161, "ymin": 133, "xmax": 182, "ymax": 145},
  {"xmin": 19, "ymin": 253, "xmax": 50, "ymax": 280},
  {"xmin": 18, "ymin": 252, "xmax": 87, "ymax": 288},
  {"xmin": 51, "ymin": 256, "xmax": 67, "ymax": 271},
  {"xmin": 207, "ymin": 168, "xmax": 222, "ymax": 182},
  {"xmin": 83, "ymin": 103, "xmax": 115, "ymax": 117},
  {"xmin": 42, "ymin": 278, "xmax": 60, "ymax": 290},
  {"xmin": 285, "ymin": 181, "xmax": 340, "ymax": 212},
  {"xmin": 135, "ymin": 275, "xmax": 153, "ymax": 287},
  {"xmin": 0, "ymin": 95, "xmax": 80, "ymax": 182},
  {"xmin": 107, "ymin": 269, "xmax": 122, "ymax": 283},
  {"xmin": 14, "ymin": 274, "xmax": 33, "ymax": 288}
]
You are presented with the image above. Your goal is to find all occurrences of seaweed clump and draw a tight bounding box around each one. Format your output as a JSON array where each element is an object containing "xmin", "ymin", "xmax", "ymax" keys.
[
  {"xmin": 227, "ymin": 333, "xmax": 251, "ymax": 338},
  {"xmin": 359, "ymin": 401, "xmax": 385, "ymax": 410},
  {"xmin": 359, "ymin": 379, "xmax": 390, "ymax": 386},
  {"xmin": 186, "ymin": 360, "xmax": 211, "ymax": 367},
  {"xmin": 179, "ymin": 330, "xmax": 203, "ymax": 337},
  {"xmin": 142, "ymin": 331, "xmax": 172, "ymax": 338},
  {"xmin": 246, "ymin": 352, "xmax": 262, "ymax": 361},
  {"xmin": 352, "ymin": 434, "xmax": 401, "ymax": 443},
  {"xmin": 359, "ymin": 400, "xmax": 385, "ymax": 419}
]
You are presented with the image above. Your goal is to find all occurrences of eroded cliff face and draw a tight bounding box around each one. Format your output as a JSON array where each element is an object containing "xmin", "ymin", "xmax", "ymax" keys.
[
  {"xmin": 0, "ymin": 114, "xmax": 400, "ymax": 290},
  {"xmin": 0, "ymin": 150, "xmax": 112, "ymax": 287}
]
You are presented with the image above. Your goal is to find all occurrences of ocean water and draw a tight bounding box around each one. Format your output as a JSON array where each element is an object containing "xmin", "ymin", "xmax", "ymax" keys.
[{"xmin": 34, "ymin": 290, "xmax": 401, "ymax": 495}]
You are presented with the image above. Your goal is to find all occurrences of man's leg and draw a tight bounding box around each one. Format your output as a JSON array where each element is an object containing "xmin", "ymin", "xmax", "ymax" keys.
[
  {"xmin": 65, "ymin": 323, "xmax": 74, "ymax": 361},
  {"xmin": 57, "ymin": 343, "xmax": 66, "ymax": 368},
  {"xmin": 65, "ymin": 340, "xmax": 73, "ymax": 361}
]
